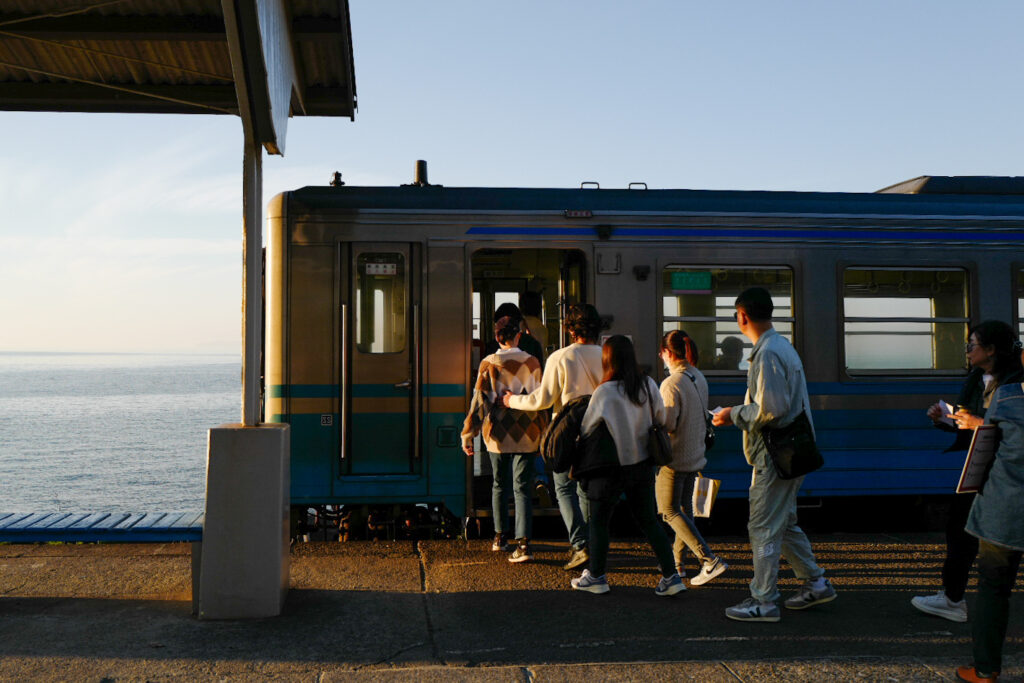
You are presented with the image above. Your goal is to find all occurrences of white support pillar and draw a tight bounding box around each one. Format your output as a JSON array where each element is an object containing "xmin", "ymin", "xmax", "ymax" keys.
[
  {"xmin": 197, "ymin": 132, "xmax": 290, "ymax": 620},
  {"xmin": 201, "ymin": 0, "xmax": 295, "ymax": 619}
]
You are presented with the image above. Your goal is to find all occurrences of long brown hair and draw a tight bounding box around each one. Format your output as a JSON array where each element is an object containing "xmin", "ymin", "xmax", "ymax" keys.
[
  {"xmin": 601, "ymin": 335, "xmax": 646, "ymax": 406},
  {"xmin": 660, "ymin": 329, "xmax": 698, "ymax": 366},
  {"xmin": 971, "ymin": 319, "xmax": 1024, "ymax": 383}
]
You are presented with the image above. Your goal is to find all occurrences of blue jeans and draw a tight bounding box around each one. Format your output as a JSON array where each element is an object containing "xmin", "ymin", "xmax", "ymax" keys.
[
  {"xmin": 747, "ymin": 460, "xmax": 823, "ymax": 602},
  {"xmin": 553, "ymin": 469, "xmax": 589, "ymax": 550},
  {"xmin": 489, "ymin": 452, "xmax": 535, "ymax": 540}
]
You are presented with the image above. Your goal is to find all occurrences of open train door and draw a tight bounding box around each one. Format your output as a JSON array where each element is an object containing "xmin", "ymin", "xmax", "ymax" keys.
[
  {"xmin": 340, "ymin": 243, "xmax": 421, "ymax": 475},
  {"xmin": 467, "ymin": 247, "xmax": 587, "ymax": 514}
]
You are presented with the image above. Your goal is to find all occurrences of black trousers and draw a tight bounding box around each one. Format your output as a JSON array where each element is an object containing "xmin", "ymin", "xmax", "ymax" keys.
[
  {"xmin": 944, "ymin": 492, "xmax": 979, "ymax": 602},
  {"xmin": 972, "ymin": 539, "xmax": 1022, "ymax": 675}
]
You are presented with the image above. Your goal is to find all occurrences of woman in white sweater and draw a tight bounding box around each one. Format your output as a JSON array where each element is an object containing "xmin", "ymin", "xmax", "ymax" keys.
[
  {"xmin": 570, "ymin": 335, "xmax": 684, "ymax": 596},
  {"xmin": 657, "ymin": 330, "xmax": 728, "ymax": 586}
]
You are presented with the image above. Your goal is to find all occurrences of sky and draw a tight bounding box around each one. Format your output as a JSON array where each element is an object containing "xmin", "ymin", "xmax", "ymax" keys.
[{"xmin": 1, "ymin": 1, "xmax": 1022, "ymax": 353}]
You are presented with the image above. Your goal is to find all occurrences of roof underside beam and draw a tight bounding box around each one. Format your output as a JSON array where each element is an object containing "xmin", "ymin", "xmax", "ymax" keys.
[
  {"xmin": 0, "ymin": 13, "xmax": 227, "ymax": 41},
  {"xmin": 0, "ymin": 81, "xmax": 239, "ymax": 114},
  {"xmin": 0, "ymin": 13, "xmax": 347, "ymax": 42}
]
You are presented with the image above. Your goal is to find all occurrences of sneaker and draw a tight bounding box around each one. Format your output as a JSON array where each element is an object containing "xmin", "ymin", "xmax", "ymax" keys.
[
  {"xmin": 725, "ymin": 597, "xmax": 780, "ymax": 622},
  {"xmin": 655, "ymin": 573, "xmax": 687, "ymax": 597},
  {"xmin": 491, "ymin": 535, "xmax": 511, "ymax": 552},
  {"xmin": 784, "ymin": 578, "xmax": 837, "ymax": 610},
  {"xmin": 955, "ymin": 665, "xmax": 998, "ymax": 682},
  {"xmin": 508, "ymin": 544, "xmax": 533, "ymax": 563},
  {"xmin": 689, "ymin": 557, "xmax": 728, "ymax": 587},
  {"xmin": 563, "ymin": 547, "xmax": 589, "ymax": 571},
  {"xmin": 571, "ymin": 569, "xmax": 610, "ymax": 594},
  {"xmin": 912, "ymin": 591, "xmax": 968, "ymax": 623}
]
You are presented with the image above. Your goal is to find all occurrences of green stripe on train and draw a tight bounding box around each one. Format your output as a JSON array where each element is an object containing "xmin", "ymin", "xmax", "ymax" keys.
[{"xmin": 268, "ymin": 383, "xmax": 464, "ymax": 399}]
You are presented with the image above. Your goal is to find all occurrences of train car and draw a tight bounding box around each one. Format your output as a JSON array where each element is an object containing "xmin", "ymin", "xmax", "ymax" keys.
[{"xmin": 265, "ymin": 170, "xmax": 1024, "ymax": 531}]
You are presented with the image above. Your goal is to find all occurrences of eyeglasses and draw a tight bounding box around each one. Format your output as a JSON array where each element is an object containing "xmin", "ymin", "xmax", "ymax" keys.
[{"xmin": 965, "ymin": 342, "xmax": 978, "ymax": 352}]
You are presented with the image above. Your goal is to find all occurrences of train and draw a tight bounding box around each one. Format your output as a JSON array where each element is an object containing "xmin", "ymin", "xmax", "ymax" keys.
[{"xmin": 264, "ymin": 168, "xmax": 1024, "ymax": 536}]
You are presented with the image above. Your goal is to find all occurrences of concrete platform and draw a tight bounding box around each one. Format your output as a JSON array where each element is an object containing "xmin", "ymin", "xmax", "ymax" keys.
[{"xmin": 1, "ymin": 533, "xmax": 1022, "ymax": 681}]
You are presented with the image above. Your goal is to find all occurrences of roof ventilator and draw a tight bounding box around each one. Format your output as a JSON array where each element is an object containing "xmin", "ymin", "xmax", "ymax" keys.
[{"xmin": 403, "ymin": 160, "xmax": 440, "ymax": 187}]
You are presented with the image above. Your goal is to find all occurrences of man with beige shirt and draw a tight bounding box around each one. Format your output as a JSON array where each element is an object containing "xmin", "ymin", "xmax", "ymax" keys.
[{"xmin": 503, "ymin": 304, "xmax": 603, "ymax": 571}]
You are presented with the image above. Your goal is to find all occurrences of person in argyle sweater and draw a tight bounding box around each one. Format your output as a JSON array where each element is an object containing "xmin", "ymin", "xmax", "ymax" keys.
[{"xmin": 462, "ymin": 315, "xmax": 546, "ymax": 562}]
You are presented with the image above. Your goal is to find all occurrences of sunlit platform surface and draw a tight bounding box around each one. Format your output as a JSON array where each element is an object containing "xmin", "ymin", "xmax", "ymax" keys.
[{"xmin": 1, "ymin": 533, "xmax": 1021, "ymax": 681}]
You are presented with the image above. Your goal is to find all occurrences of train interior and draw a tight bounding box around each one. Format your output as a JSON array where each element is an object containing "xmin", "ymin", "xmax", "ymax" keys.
[{"xmin": 468, "ymin": 248, "xmax": 586, "ymax": 516}]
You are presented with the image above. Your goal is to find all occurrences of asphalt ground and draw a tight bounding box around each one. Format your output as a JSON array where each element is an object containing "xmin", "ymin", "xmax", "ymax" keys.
[{"xmin": 2, "ymin": 530, "xmax": 1023, "ymax": 681}]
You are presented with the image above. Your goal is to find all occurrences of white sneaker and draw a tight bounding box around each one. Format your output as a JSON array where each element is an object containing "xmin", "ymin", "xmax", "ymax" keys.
[
  {"xmin": 725, "ymin": 597, "xmax": 780, "ymax": 622},
  {"xmin": 571, "ymin": 569, "xmax": 610, "ymax": 595},
  {"xmin": 911, "ymin": 591, "xmax": 968, "ymax": 623},
  {"xmin": 689, "ymin": 558, "xmax": 728, "ymax": 586}
]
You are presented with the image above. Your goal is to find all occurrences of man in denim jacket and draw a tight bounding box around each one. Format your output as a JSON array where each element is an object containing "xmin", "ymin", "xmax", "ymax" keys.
[{"xmin": 713, "ymin": 287, "xmax": 835, "ymax": 622}]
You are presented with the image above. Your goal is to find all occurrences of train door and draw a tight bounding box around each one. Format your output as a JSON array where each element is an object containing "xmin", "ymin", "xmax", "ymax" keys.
[
  {"xmin": 468, "ymin": 248, "xmax": 586, "ymax": 512},
  {"xmin": 341, "ymin": 243, "xmax": 420, "ymax": 475},
  {"xmin": 471, "ymin": 249, "xmax": 587, "ymax": 361}
]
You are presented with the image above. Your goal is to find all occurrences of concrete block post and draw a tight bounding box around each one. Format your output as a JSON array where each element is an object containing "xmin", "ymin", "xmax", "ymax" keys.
[{"xmin": 198, "ymin": 423, "xmax": 290, "ymax": 619}]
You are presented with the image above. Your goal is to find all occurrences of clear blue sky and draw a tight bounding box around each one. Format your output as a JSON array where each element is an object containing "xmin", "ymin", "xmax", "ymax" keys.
[{"xmin": 1, "ymin": 1, "xmax": 1022, "ymax": 352}]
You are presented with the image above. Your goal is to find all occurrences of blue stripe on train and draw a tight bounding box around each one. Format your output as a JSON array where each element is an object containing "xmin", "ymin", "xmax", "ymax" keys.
[{"xmin": 466, "ymin": 225, "xmax": 1024, "ymax": 242}]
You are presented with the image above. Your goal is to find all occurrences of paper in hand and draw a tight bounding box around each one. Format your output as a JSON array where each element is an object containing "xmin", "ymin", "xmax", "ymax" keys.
[{"xmin": 939, "ymin": 400, "xmax": 957, "ymax": 427}]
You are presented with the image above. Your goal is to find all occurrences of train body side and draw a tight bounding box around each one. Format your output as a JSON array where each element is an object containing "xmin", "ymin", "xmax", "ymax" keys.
[{"xmin": 266, "ymin": 185, "xmax": 1024, "ymax": 516}]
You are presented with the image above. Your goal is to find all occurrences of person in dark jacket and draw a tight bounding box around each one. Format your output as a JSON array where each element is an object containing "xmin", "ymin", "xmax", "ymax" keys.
[
  {"xmin": 913, "ymin": 320, "xmax": 1024, "ymax": 623},
  {"xmin": 483, "ymin": 302, "xmax": 544, "ymax": 366}
]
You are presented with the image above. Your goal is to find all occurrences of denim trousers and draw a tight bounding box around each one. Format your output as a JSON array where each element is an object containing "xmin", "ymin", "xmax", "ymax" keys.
[
  {"xmin": 972, "ymin": 539, "xmax": 1023, "ymax": 675},
  {"xmin": 553, "ymin": 469, "xmax": 589, "ymax": 550},
  {"xmin": 747, "ymin": 459, "xmax": 823, "ymax": 602},
  {"xmin": 655, "ymin": 467, "xmax": 715, "ymax": 571},
  {"xmin": 489, "ymin": 452, "xmax": 535, "ymax": 540},
  {"xmin": 583, "ymin": 462, "xmax": 676, "ymax": 578}
]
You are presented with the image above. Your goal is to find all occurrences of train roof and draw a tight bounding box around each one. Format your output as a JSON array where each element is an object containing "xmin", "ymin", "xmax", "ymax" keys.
[{"xmin": 287, "ymin": 176, "xmax": 1024, "ymax": 220}]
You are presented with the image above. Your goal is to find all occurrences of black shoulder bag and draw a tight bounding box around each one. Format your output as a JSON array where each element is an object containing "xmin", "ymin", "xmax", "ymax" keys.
[
  {"xmin": 645, "ymin": 384, "xmax": 674, "ymax": 466},
  {"xmin": 571, "ymin": 421, "xmax": 620, "ymax": 480},
  {"xmin": 762, "ymin": 410, "xmax": 823, "ymax": 479}
]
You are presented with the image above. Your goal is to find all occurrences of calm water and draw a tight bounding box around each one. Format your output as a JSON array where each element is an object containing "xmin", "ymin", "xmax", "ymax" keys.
[{"xmin": 0, "ymin": 353, "xmax": 239, "ymax": 511}]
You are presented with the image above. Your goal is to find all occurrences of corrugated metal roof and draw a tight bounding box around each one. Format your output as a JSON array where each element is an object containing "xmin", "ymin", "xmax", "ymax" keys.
[
  {"xmin": 0, "ymin": 0, "xmax": 356, "ymax": 117},
  {"xmin": 877, "ymin": 176, "xmax": 1024, "ymax": 195}
]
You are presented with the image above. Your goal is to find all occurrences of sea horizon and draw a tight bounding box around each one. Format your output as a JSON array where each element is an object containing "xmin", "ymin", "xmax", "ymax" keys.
[{"xmin": 0, "ymin": 353, "xmax": 240, "ymax": 511}]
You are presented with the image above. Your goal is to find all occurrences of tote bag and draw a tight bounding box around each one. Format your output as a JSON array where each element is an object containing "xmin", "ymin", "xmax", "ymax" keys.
[{"xmin": 692, "ymin": 472, "xmax": 721, "ymax": 518}]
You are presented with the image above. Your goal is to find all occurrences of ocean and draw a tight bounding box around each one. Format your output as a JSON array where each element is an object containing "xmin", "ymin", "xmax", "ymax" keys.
[{"xmin": 0, "ymin": 353, "xmax": 240, "ymax": 512}]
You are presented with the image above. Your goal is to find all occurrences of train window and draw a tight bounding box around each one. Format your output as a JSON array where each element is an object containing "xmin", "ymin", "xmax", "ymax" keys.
[
  {"xmin": 355, "ymin": 253, "xmax": 406, "ymax": 354},
  {"xmin": 843, "ymin": 268, "xmax": 968, "ymax": 372},
  {"xmin": 661, "ymin": 266, "xmax": 794, "ymax": 372}
]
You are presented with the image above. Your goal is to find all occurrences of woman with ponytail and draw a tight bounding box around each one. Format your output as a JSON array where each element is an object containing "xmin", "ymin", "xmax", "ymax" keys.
[{"xmin": 657, "ymin": 330, "xmax": 728, "ymax": 586}]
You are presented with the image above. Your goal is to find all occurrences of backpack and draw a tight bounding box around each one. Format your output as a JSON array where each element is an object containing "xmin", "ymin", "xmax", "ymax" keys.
[{"xmin": 539, "ymin": 395, "xmax": 591, "ymax": 473}]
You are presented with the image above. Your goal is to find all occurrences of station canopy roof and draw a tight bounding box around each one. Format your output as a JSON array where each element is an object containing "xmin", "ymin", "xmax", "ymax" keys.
[{"xmin": 0, "ymin": 0, "xmax": 356, "ymax": 119}]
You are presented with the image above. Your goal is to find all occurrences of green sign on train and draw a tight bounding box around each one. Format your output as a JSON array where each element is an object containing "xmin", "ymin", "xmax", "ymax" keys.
[{"xmin": 671, "ymin": 271, "xmax": 712, "ymax": 292}]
